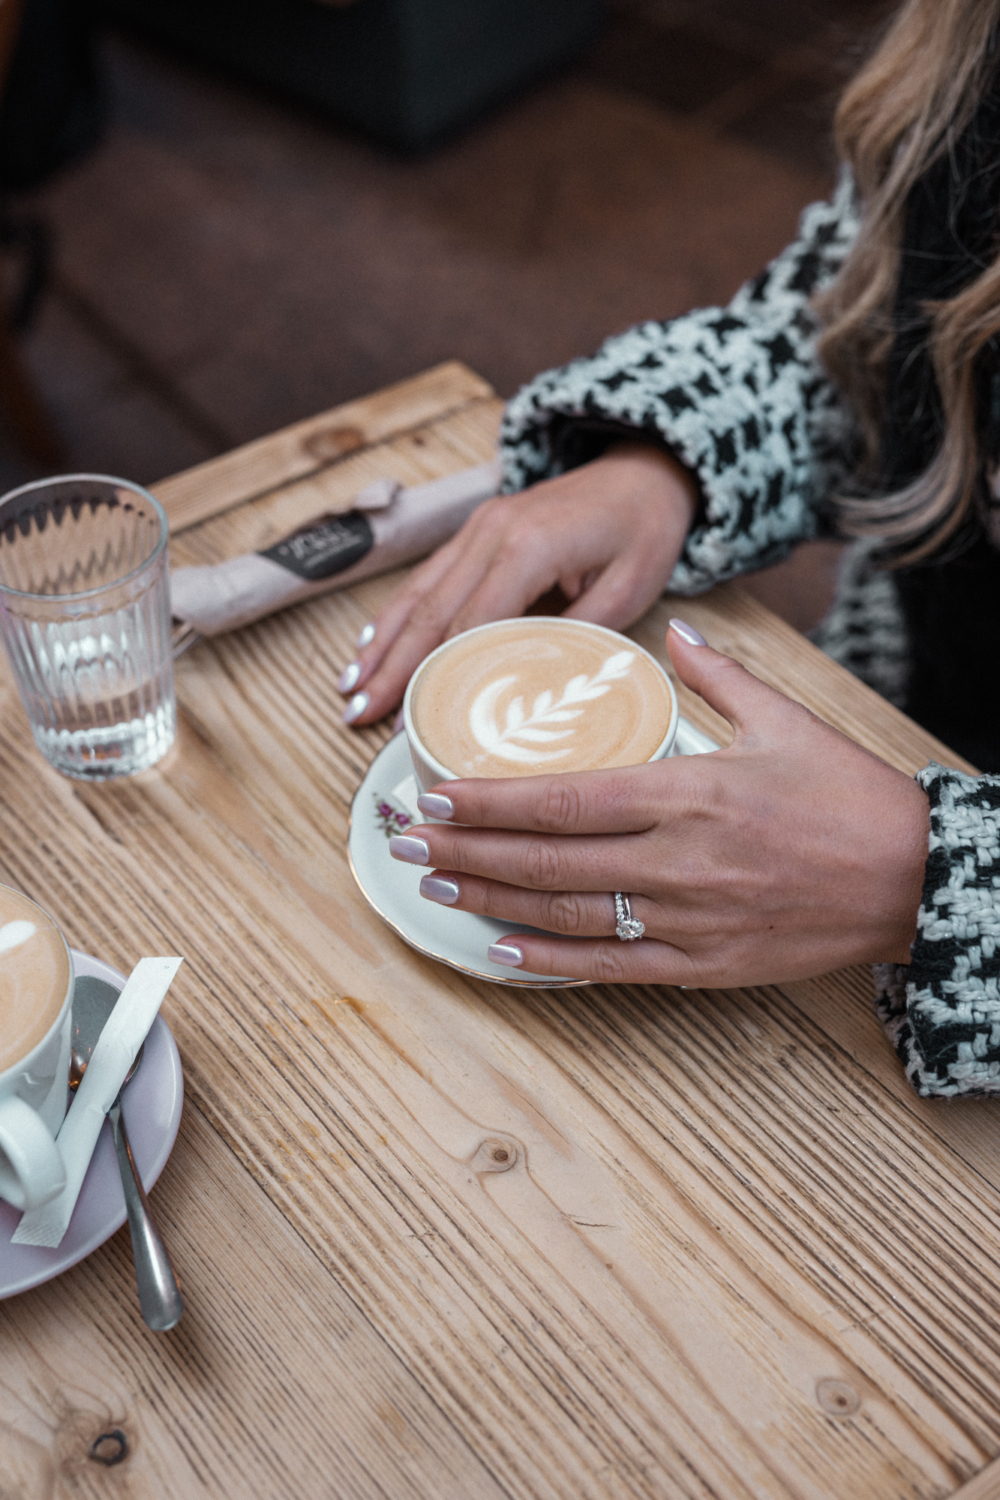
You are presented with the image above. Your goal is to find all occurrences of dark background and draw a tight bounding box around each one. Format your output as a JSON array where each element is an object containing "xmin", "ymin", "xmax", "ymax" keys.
[{"xmin": 0, "ymin": 0, "xmax": 886, "ymax": 520}]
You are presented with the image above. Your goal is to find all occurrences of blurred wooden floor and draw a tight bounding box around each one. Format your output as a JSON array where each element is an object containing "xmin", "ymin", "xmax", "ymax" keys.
[{"xmin": 0, "ymin": 0, "xmax": 889, "ymax": 632}]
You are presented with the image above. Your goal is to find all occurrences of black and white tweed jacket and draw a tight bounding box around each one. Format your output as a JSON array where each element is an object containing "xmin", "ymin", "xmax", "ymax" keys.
[{"xmin": 498, "ymin": 172, "xmax": 1000, "ymax": 1098}]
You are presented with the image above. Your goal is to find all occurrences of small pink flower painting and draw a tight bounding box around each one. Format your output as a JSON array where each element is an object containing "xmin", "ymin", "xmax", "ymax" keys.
[{"xmin": 374, "ymin": 796, "xmax": 411, "ymax": 839}]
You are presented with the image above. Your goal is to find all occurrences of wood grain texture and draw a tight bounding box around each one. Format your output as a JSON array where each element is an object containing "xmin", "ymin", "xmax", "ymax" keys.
[
  {"xmin": 953, "ymin": 1457, "xmax": 1000, "ymax": 1500},
  {"xmin": 0, "ymin": 1104, "xmax": 508, "ymax": 1499},
  {"xmin": 153, "ymin": 360, "xmax": 495, "ymax": 535},
  {"xmin": 2, "ymin": 363, "xmax": 999, "ymax": 1499},
  {"xmin": 168, "ymin": 397, "xmax": 504, "ymax": 572}
]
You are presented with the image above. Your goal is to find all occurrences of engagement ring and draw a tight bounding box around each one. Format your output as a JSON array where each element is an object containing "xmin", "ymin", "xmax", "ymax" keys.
[{"xmin": 614, "ymin": 892, "xmax": 645, "ymax": 941}]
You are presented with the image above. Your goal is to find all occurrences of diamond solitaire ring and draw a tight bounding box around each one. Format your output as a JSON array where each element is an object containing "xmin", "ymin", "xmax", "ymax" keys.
[{"xmin": 614, "ymin": 892, "xmax": 645, "ymax": 941}]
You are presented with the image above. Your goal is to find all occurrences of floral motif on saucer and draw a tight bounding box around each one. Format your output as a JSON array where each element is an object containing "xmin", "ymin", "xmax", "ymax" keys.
[{"xmin": 348, "ymin": 719, "xmax": 717, "ymax": 988}]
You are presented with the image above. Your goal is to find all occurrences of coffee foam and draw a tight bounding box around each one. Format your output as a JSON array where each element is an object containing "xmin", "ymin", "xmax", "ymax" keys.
[
  {"xmin": 0, "ymin": 887, "xmax": 70, "ymax": 1074},
  {"xmin": 412, "ymin": 620, "xmax": 673, "ymax": 779}
]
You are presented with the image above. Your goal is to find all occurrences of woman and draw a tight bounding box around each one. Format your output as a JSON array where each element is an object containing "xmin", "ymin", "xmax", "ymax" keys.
[{"xmin": 341, "ymin": 0, "xmax": 1000, "ymax": 1098}]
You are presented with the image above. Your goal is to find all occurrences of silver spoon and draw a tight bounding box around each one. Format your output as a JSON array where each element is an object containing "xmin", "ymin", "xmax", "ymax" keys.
[{"xmin": 71, "ymin": 975, "xmax": 183, "ymax": 1332}]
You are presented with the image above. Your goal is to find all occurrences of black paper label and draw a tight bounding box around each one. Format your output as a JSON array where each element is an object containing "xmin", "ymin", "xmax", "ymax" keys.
[{"xmin": 259, "ymin": 511, "xmax": 375, "ymax": 581}]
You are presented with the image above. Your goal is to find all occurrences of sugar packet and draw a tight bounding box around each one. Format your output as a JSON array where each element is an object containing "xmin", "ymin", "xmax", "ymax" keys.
[{"xmin": 170, "ymin": 458, "xmax": 501, "ymax": 640}]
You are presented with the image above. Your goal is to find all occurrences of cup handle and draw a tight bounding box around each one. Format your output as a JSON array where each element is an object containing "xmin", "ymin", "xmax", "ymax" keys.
[{"xmin": 0, "ymin": 1096, "xmax": 66, "ymax": 1211}]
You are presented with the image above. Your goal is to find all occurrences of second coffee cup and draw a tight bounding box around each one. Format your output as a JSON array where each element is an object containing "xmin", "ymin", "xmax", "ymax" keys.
[
  {"xmin": 403, "ymin": 617, "xmax": 678, "ymax": 793},
  {"xmin": 0, "ymin": 885, "xmax": 73, "ymax": 1212}
]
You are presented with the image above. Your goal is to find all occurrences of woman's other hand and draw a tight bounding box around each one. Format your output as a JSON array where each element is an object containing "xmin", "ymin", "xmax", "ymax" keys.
[
  {"xmin": 338, "ymin": 442, "xmax": 697, "ymax": 725},
  {"xmin": 389, "ymin": 621, "xmax": 930, "ymax": 988}
]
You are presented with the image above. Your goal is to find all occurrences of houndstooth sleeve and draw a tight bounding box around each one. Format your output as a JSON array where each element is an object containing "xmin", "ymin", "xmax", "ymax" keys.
[
  {"xmin": 499, "ymin": 171, "xmax": 861, "ymax": 593},
  {"xmin": 875, "ymin": 763, "xmax": 1000, "ymax": 1097}
]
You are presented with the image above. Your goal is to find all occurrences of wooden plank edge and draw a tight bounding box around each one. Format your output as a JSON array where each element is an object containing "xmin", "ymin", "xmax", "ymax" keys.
[
  {"xmin": 951, "ymin": 1456, "xmax": 1000, "ymax": 1500},
  {"xmin": 153, "ymin": 361, "xmax": 497, "ymax": 534}
]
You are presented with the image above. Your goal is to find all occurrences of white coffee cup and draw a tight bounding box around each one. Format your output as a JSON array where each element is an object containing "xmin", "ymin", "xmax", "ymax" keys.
[
  {"xmin": 0, "ymin": 887, "xmax": 72, "ymax": 1211},
  {"xmin": 403, "ymin": 616, "xmax": 679, "ymax": 793}
]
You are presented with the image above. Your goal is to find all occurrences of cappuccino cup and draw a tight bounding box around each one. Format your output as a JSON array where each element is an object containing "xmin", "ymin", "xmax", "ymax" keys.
[
  {"xmin": 0, "ymin": 885, "xmax": 72, "ymax": 1211},
  {"xmin": 403, "ymin": 617, "xmax": 678, "ymax": 792}
]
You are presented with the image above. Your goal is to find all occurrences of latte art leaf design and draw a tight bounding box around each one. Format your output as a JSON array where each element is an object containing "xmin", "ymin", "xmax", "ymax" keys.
[
  {"xmin": 0, "ymin": 920, "xmax": 36, "ymax": 956},
  {"xmin": 469, "ymin": 651, "xmax": 636, "ymax": 763}
]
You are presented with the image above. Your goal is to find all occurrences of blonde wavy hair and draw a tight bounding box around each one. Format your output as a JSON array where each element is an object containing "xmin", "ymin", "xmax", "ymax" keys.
[{"xmin": 815, "ymin": 0, "xmax": 1000, "ymax": 560}]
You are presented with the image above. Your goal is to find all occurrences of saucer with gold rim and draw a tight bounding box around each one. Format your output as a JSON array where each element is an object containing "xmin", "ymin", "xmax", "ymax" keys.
[{"xmin": 348, "ymin": 722, "xmax": 718, "ymax": 988}]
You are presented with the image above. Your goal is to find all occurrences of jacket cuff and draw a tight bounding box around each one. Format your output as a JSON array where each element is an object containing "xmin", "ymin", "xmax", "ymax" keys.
[
  {"xmin": 497, "ymin": 181, "xmax": 860, "ymax": 595},
  {"xmin": 875, "ymin": 762, "xmax": 1000, "ymax": 1096},
  {"xmin": 498, "ymin": 312, "xmax": 827, "ymax": 595}
]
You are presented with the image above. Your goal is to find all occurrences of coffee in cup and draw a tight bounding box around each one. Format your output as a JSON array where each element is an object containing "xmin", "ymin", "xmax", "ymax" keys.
[
  {"xmin": 404, "ymin": 617, "xmax": 678, "ymax": 789},
  {"xmin": 0, "ymin": 886, "xmax": 72, "ymax": 1210},
  {"xmin": 0, "ymin": 888, "xmax": 72, "ymax": 1071}
]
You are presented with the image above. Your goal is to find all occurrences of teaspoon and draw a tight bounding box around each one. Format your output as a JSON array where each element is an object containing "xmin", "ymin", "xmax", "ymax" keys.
[{"xmin": 71, "ymin": 975, "xmax": 183, "ymax": 1331}]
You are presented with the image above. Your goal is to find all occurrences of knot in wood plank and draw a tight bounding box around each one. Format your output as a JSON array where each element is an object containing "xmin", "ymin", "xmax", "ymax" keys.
[
  {"xmin": 89, "ymin": 1429, "xmax": 129, "ymax": 1466},
  {"xmin": 815, "ymin": 1379, "xmax": 860, "ymax": 1418},
  {"xmin": 302, "ymin": 426, "xmax": 364, "ymax": 464},
  {"xmin": 469, "ymin": 1137, "xmax": 519, "ymax": 1174}
]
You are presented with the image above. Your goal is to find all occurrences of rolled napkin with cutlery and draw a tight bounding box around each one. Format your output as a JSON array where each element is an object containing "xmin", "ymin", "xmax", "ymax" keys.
[
  {"xmin": 12, "ymin": 956, "xmax": 183, "ymax": 1249},
  {"xmin": 170, "ymin": 457, "xmax": 502, "ymax": 643}
]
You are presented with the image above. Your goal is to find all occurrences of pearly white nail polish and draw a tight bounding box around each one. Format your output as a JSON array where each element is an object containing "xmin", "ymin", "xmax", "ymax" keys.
[
  {"xmin": 389, "ymin": 835, "xmax": 430, "ymax": 865},
  {"xmin": 416, "ymin": 792, "xmax": 454, "ymax": 820},
  {"xmin": 356, "ymin": 622, "xmax": 376, "ymax": 649},
  {"xmin": 338, "ymin": 661, "xmax": 361, "ymax": 693},
  {"xmin": 669, "ymin": 618, "xmax": 707, "ymax": 647},
  {"xmin": 420, "ymin": 874, "xmax": 460, "ymax": 904},
  {"xmin": 488, "ymin": 942, "xmax": 523, "ymax": 968},
  {"xmin": 342, "ymin": 691, "xmax": 369, "ymax": 724}
]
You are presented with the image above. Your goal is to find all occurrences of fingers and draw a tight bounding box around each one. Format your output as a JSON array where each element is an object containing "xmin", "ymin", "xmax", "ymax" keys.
[
  {"xmin": 390, "ymin": 824, "xmax": 650, "ymax": 893},
  {"xmin": 562, "ymin": 552, "xmax": 678, "ymax": 633},
  {"xmin": 337, "ymin": 461, "xmax": 701, "ymax": 727},
  {"xmin": 339, "ymin": 497, "xmax": 576, "ymax": 724},
  {"xmin": 666, "ymin": 619, "xmax": 800, "ymax": 739},
  {"xmin": 342, "ymin": 543, "xmax": 494, "ymax": 723},
  {"xmin": 359, "ymin": 536, "xmax": 469, "ymax": 670},
  {"xmin": 485, "ymin": 931, "xmax": 696, "ymax": 985},
  {"xmin": 419, "ymin": 869, "xmax": 662, "ymax": 938},
  {"xmin": 415, "ymin": 764, "xmax": 681, "ymax": 835},
  {"xmin": 443, "ymin": 555, "xmax": 568, "ymax": 639},
  {"xmin": 440, "ymin": 506, "xmax": 620, "ymax": 639},
  {"xmin": 440, "ymin": 509, "xmax": 566, "ymax": 635}
]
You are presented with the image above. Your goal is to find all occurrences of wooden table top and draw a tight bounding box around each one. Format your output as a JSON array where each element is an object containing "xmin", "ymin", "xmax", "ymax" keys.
[{"xmin": 3, "ymin": 362, "xmax": 1000, "ymax": 1500}]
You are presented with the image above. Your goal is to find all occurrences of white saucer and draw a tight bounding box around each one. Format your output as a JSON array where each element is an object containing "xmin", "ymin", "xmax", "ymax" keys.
[
  {"xmin": 348, "ymin": 720, "xmax": 718, "ymax": 988},
  {"xmin": 0, "ymin": 950, "xmax": 184, "ymax": 1300}
]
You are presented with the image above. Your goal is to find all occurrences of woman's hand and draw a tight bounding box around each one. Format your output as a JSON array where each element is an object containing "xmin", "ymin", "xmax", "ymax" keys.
[
  {"xmin": 339, "ymin": 443, "xmax": 697, "ymax": 725},
  {"xmin": 388, "ymin": 622, "xmax": 931, "ymax": 987}
]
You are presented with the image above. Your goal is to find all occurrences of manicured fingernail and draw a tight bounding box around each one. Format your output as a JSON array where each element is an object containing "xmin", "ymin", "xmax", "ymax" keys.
[
  {"xmin": 356, "ymin": 622, "xmax": 376, "ymax": 648},
  {"xmin": 416, "ymin": 792, "xmax": 454, "ymax": 820},
  {"xmin": 393, "ymin": 709, "xmax": 405, "ymax": 733},
  {"xmin": 389, "ymin": 835, "xmax": 430, "ymax": 865},
  {"xmin": 669, "ymin": 618, "xmax": 707, "ymax": 647},
  {"xmin": 488, "ymin": 942, "xmax": 523, "ymax": 968},
  {"xmin": 338, "ymin": 661, "xmax": 361, "ymax": 693},
  {"xmin": 419, "ymin": 874, "xmax": 460, "ymax": 904},
  {"xmin": 342, "ymin": 691, "xmax": 369, "ymax": 724}
]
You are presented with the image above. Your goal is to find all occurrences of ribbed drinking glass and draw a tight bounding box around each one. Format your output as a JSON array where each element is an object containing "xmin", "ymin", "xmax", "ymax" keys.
[{"xmin": 0, "ymin": 475, "xmax": 175, "ymax": 780}]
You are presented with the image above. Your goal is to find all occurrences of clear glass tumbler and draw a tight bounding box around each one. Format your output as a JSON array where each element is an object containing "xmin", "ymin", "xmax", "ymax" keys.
[{"xmin": 0, "ymin": 474, "xmax": 175, "ymax": 780}]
